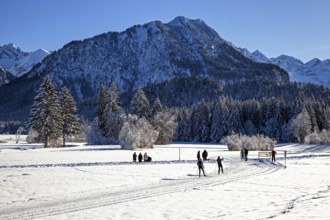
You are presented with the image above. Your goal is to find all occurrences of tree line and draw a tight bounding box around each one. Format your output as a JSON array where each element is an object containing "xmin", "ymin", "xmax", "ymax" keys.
[{"xmin": 174, "ymin": 93, "xmax": 330, "ymax": 144}]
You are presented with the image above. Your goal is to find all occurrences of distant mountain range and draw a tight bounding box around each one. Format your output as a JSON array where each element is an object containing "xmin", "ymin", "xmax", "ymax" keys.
[
  {"xmin": 237, "ymin": 48, "xmax": 330, "ymax": 88},
  {"xmin": 0, "ymin": 43, "xmax": 50, "ymax": 78}
]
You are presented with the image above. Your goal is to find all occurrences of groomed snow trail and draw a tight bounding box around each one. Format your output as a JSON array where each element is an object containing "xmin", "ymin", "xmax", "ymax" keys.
[{"xmin": 0, "ymin": 159, "xmax": 284, "ymax": 220}]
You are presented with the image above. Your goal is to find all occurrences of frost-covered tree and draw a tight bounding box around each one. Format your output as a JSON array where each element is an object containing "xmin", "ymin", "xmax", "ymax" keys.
[
  {"xmin": 59, "ymin": 87, "xmax": 80, "ymax": 147},
  {"xmin": 222, "ymin": 133, "xmax": 275, "ymax": 151},
  {"xmin": 28, "ymin": 75, "xmax": 62, "ymax": 147},
  {"xmin": 152, "ymin": 111, "xmax": 177, "ymax": 144},
  {"xmin": 97, "ymin": 86, "xmax": 109, "ymax": 136},
  {"xmin": 130, "ymin": 87, "xmax": 150, "ymax": 118},
  {"xmin": 290, "ymin": 107, "xmax": 312, "ymax": 143},
  {"xmin": 119, "ymin": 114, "xmax": 158, "ymax": 150}
]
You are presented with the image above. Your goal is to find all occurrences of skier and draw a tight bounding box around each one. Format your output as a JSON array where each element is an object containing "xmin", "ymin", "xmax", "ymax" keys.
[
  {"xmin": 138, "ymin": 153, "xmax": 143, "ymax": 162},
  {"xmin": 197, "ymin": 150, "xmax": 201, "ymax": 160},
  {"xmin": 240, "ymin": 148, "xmax": 245, "ymax": 161},
  {"xmin": 216, "ymin": 156, "xmax": 224, "ymax": 174},
  {"xmin": 244, "ymin": 148, "xmax": 249, "ymax": 161},
  {"xmin": 197, "ymin": 158, "xmax": 206, "ymax": 177},
  {"xmin": 271, "ymin": 149, "xmax": 277, "ymax": 162},
  {"xmin": 133, "ymin": 152, "xmax": 137, "ymax": 162},
  {"xmin": 202, "ymin": 149, "xmax": 208, "ymax": 161}
]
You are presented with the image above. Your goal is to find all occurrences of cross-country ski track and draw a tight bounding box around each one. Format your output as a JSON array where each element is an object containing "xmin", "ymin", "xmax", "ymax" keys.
[{"xmin": 0, "ymin": 159, "xmax": 284, "ymax": 220}]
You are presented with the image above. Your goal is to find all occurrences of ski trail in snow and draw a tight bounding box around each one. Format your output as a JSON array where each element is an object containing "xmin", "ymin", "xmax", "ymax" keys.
[{"xmin": 0, "ymin": 160, "xmax": 284, "ymax": 220}]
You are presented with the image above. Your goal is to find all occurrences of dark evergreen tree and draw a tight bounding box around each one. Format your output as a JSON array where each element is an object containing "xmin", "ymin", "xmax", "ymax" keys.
[
  {"xmin": 151, "ymin": 97, "xmax": 164, "ymax": 118},
  {"xmin": 97, "ymin": 86, "xmax": 109, "ymax": 136},
  {"xmin": 210, "ymin": 100, "xmax": 224, "ymax": 142},
  {"xmin": 109, "ymin": 82, "xmax": 120, "ymax": 113},
  {"xmin": 130, "ymin": 87, "xmax": 150, "ymax": 118},
  {"xmin": 28, "ymin": 75, "xmax": 62, "ymax": 147},
  {"xmin": 104, "ymin": 82, "xmax": 125, "ymax": 142},
  {"xmin": 60, "ymin": 87, "xmax": 80, "ymax": 147}
]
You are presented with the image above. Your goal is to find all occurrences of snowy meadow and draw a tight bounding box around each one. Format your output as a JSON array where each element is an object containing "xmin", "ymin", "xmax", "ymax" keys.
[{"xmin": 0, "ymin": 135, "xmax": 330, "ymax": 220}]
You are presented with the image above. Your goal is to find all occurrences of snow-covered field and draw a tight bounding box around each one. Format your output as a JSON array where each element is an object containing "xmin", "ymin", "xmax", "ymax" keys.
[{"xmin": 0, "ymin": 135, "xmax": 330, "ymax": 220}]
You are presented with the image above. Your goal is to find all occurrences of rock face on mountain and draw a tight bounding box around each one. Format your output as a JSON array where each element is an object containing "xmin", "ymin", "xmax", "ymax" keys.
[
  {"xmin": 0, "ymin": 43, "xmax": 50, "ymax": 77},
  {"xmin": 0, "ymin": 16, "xmax": 289, "ymax": 121},
  {"xmin": 0, "ymin": 66, "xmax": 15, "ymax": 86},
  {"xmin": 238, "ymin": 48, "xmax": 330, "ymax": 88}
]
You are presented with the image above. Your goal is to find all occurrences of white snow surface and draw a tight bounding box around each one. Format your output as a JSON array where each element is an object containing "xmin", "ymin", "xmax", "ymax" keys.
[{"xmin": 0, "ymin": 136, "xmax": 330, "ymax": 220}]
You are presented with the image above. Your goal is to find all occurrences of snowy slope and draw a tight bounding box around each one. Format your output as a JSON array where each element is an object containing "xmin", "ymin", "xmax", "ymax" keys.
[
  {"xmin": 0, "ymin": 138, "xmax": 329, "ymax": 219},
  {"xmin": 0, "ymin": 43, "xmax": 50, "ymax": 77},
  {"xmin": 239, "ymin": 47, "xmax": 330, "ymax": 88}
]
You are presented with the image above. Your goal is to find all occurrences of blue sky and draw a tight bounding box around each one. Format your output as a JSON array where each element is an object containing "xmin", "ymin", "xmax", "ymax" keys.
[{"xmin": 1, "ymin": 0, "xmax": 329, "ymax": 62}]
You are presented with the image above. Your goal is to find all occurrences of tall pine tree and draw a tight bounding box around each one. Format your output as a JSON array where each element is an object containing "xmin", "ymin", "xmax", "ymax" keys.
[
  {"xmin": 97, "ymin": 86, "xmax": 109, "ymax": 136},
  {"xmin": 28, "ymin": 75, "xmax": 62, "ymax": 147},
  {"xmin": 60, "ymin": 87, "xmax": 80, "ymax": 147},
  {"xmin": 130, "ymin": 87, "xmax": 150, "ymax": 118}
]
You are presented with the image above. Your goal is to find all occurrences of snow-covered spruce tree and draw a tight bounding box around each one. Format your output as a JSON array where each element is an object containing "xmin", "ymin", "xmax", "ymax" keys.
[
  {"xmin": 210, "ymin": 100, "xmax": 224, "ymax": 142},
  {"xmin": 109, "ymin": 82, "xmax": 120, "ymax": 113},
  {"xmin": 103, "ymin": 82, "xmax": 126, "ymax": 143},
  {"xmin": 97, "ymin": 86, "xmax": 109, "ymax": 136},
  {"xmin": 130, "ymin": 87, "xmax": 150, "ymax": 119},
  {"xmin": 28, "ymin": 75, "xmax": 63, "ymax": 148},
  {"xmin": 151, "ymin": 97, "xmax": 164, "ymax": 118},
  {"xmin": 59, "ymin": 87, "xmax": 80, "ymax": 147},
  {"xmin": 290, "ymin": 107, "xmax": 312, "ymax": 143},
  {"xmin": 119, "ymin": 114, "xmax": 158, "ymax": 150}
]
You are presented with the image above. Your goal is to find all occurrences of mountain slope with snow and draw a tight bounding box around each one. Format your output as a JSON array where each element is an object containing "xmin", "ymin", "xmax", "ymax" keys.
[
  {"xmin": 0, "ymin": 66, "xmax": 15, "ymax": 86},
  {"xmin": 0, "ymin": 43, "xmax": 50, "ymax": 77},
  {"xmin": 0, "ymin": 16, "xmax": 290, "ymax": 121},
  {"xmin": 22, "ymin": 16, "xmax": 288, "ymax": 97},
  {"xmin": 238, "ymin": 48, "xmax": 330, "ymax": 88}
]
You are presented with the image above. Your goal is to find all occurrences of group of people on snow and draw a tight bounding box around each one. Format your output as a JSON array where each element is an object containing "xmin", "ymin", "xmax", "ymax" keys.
[
  {"xmin": 196, "ymin": 149, "xmax": 224, "ymax": 177},
  {"xmin": 132, "ymin": 147, "xmax": 277, "ymax": 178},
  {"xmin": 133, "ymin": 152, "xmax": 152, "ymax": 162},
  {"xmin": 197, "ymin": 149, "xmax": 209, "ymax": 161}
]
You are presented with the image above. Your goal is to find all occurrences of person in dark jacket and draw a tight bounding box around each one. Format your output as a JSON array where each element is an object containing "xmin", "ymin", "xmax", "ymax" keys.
[
  {"xmin": 216, "ymin": 156, "xmax": 224, "ymax": 174},
  {"xmin": 197, "ymin": 159, "xmax": 206, "ymax": 177},
  {"xmin": 133, "ymin": 152, "xmax": 137, "ymax": 162},
  {"xmin": 244, "ymin": 148, "xmax": 249, "ymax": 161},
  {"xmin": 240, "ymin": 148, "xmax": 245, "ymax": 161},
  {"xmin": 271, "ymin": 149, "xmax": 277, "ymax": 162},
  {"xmin": 202, "ymin": 149, "xmax": 208, "ymax": 161},
  {"xmin": 138, "ymin": 153, "xmax": 143, "ymax": 162},
  {"xmin": 197, "ymin": 151, "xmax": 201, "ymax": 160}
]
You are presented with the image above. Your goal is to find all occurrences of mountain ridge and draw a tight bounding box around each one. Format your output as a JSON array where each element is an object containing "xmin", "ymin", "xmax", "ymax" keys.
[
  {"xmin": 0, "ymin": 43, "xmax": 50, "ymax": 78},
  {"xmin": 238, "ymin": 48, "xmax": 330, "ymax": 88}
]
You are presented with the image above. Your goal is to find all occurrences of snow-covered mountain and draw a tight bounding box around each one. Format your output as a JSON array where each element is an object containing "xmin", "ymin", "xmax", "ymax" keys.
[
  {"xmin": 238, "ymin": 48, "xmax": 330, "ymax": 88},
  {"xmin": 23, "ymin": 16, "xmax": 287, "ymax": 99},
  {"xmin": 0, "ymin": 43, "xmax": 50, "ymax": 77},
  {"xmin": 0, "ymin": 16, "xmax": 289, "ymax": 121}
]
